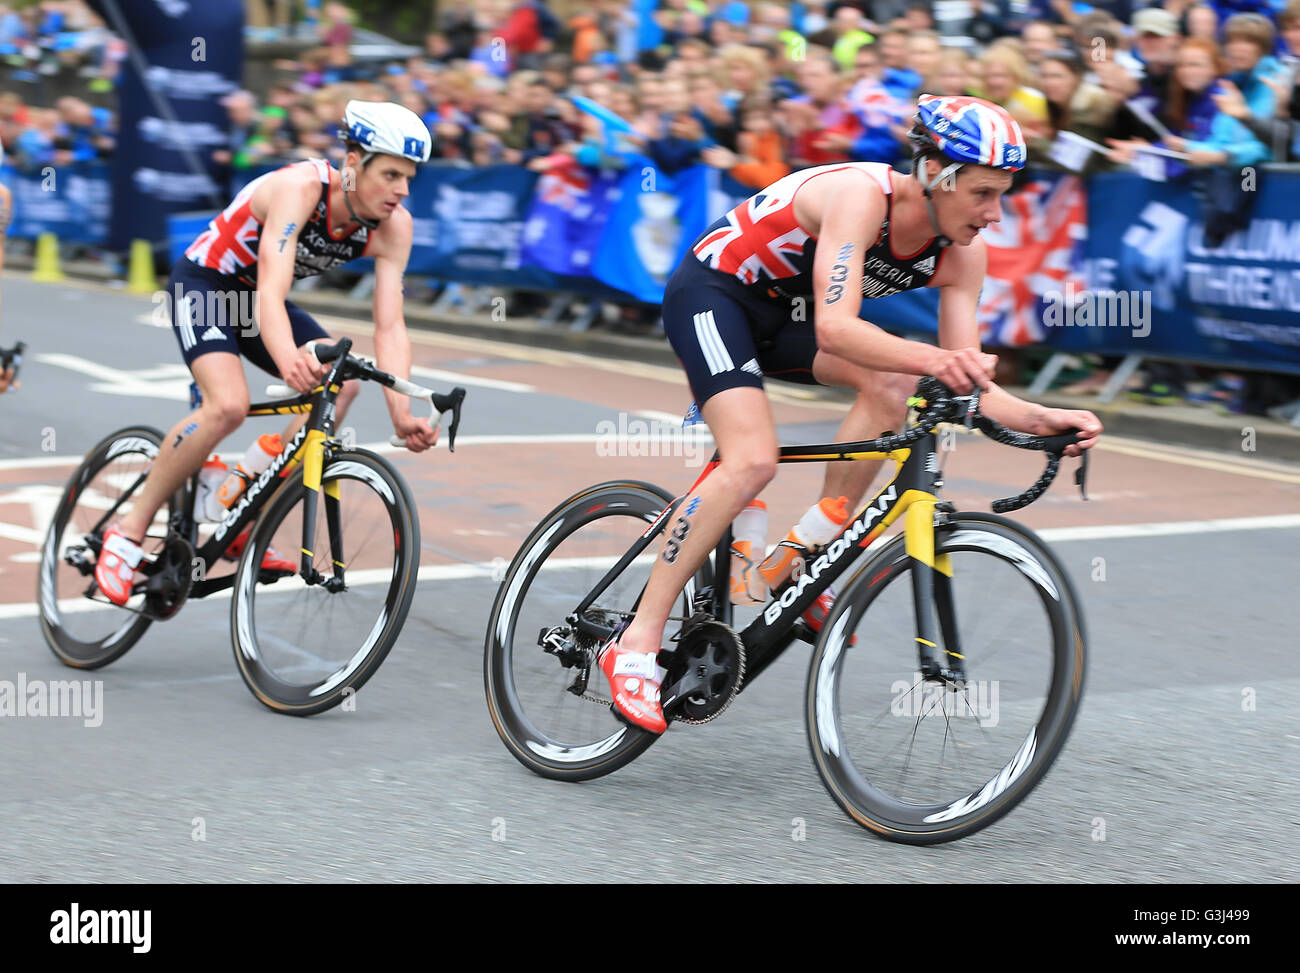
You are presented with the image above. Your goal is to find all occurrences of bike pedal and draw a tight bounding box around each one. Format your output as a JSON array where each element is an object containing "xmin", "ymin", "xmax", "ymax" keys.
[{"xmin": 608, "ymin": 702, "xmax": 665, "ymax": 733}]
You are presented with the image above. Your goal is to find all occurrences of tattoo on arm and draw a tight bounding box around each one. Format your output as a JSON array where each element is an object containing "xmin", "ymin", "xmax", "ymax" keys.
[
  {"xmin": 824, "ymin": 243, "xmax": 854, "ymax": 306},
  {"xmin": 277, "ymin": 221, "xmax": 298, "ymax": 253}
]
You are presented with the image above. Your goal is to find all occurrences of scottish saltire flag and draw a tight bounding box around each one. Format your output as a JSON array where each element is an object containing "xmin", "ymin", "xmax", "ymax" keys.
[
  {"xmin": 977, "ymin": 174, "xmax": 1087, "ymax": 346},
  {"xmin": 520, "ymin": 157, "xmax": 619, "ymax": 276},
  {"xmin": 590, "ymin": 160, "xmax": 713, "ymax": 303}
]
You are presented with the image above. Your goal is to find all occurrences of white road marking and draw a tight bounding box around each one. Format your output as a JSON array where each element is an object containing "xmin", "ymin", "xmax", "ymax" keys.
[
  {"xmin": 36, "ymin": 353, "xmax": 192, "ymax": 401},
  {"xmin": 408, "ymin": 364, "xmax": 533, "ymax": 394},
  {"xmin": 1037, "ymin": 513, "xmax": 1300, "ymax": 542},
  {"xmin": 3, "ymin": 515, "xmax": 1297, "ymax": 622}
]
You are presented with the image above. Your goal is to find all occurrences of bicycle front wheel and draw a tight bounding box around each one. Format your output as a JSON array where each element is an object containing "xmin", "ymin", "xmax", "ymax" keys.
[
  {"xmin": 806, "ymin": 512, "xmax": 1086, "ymax": 844},
  {"xmin": 484, "ymin": 480, "xmax": 711, "ymax": 781},
  {"xmin": 38, "ymin": 425, "xmax": 179, "ymax": 668},
  {"xmin": 230, "ymin": 448, "xmax": 420, "ymax": 715}
]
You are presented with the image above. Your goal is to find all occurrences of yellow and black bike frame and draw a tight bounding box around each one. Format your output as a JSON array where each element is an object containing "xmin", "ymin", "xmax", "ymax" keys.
[
  {"xmin": 714, "ymin": 425, "xmax": 966, "ymax": 685},
  {"xmin": 572, "ymin": 421, "xmax": 966, "ymax": 689},
  {"xmin": 167, "ymin": 369, "xmax": 351, "ymax": 599}
]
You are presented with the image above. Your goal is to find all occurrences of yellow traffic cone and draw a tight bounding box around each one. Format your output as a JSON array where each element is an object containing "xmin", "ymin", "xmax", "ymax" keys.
[
  {"xmin": 127, "ymin": 239, "xmax": 157, "ymax": 294},
  {"xmin": 30, "ymin": 232, "xmax": 65, "ymax": 282}
]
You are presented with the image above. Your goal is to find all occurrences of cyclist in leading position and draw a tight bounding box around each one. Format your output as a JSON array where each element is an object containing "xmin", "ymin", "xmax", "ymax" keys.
[
  {"xmin": 599, "ymin": 94, "xmax": 1103, "ymax": 733},
  {"xmin": 94, "ymin": 100, "xmax": 439, "ymax": 605}
]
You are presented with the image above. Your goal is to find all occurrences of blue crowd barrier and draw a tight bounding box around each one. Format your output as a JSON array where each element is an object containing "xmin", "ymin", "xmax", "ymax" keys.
[
  {"xmin": 11, "ymin": 156, "xmax": 1300, "ymax": 376},
  {"xmin": 1047, "ymin": 170, "xmax": 1300, "ymax": 375}
]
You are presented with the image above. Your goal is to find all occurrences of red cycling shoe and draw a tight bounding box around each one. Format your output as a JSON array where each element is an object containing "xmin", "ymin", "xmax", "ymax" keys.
[
  {"xmin": 223, "ymin": 526, "xmax": 296, "ymax": 573},
  {"xmin": 94, "ymin": 525, "xmax": 144, "ymax": 606},
  {"xmin": 598, "ymin": 639, "xmax": 667, "ymax": 735}
]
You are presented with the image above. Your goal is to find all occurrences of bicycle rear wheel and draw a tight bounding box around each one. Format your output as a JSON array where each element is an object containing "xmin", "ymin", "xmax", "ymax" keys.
[
  {"xmin": 230, "ymin": 448, "xmax": 419, "ymax": 715},
  {"xmin": 806, "ymin": 513, "xmax": 1086, "ymax": 844},
  {"xmin": 38, "ymin": 426, "xmax": 179, "ymax": 668},
  {"xmin": 484, "ymin": 480, "xmax": 711, "ymax": 781}
]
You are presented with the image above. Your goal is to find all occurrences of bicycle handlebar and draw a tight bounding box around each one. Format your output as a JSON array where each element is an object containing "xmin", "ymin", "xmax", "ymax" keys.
[
  {"xmin": 264, "ymin": 339, "xmax": 467, "ymax": 452},
  {"xmin": 911, "ymin": 377, "xmax": 1088, "ymax": 513}
]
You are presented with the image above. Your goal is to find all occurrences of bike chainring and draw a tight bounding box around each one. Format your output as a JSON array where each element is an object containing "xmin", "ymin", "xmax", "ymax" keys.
[
  {"xmin": 660, "ymin": 615, "xmax": 745, "ymax": 725},
  {"xmin": 141, "ymin": 533, "xmax": 195, "ymax": 620}
]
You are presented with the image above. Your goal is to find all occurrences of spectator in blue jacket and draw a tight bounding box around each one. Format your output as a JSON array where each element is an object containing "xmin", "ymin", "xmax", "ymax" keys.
[
  {"xmin": 645, "ymin": 74, "xmax": 715, "ymax": 171},
  {"xmin": 1112, "ymin": 36, "xmax": 1270, "ymax": 169},
  {"xmin": 1218, "ymin": 11, "xmax": 1289, "ymax": 120},
  {"xmin": 55, "ymin": 96, "xmax": 114, "ymax": 161}
]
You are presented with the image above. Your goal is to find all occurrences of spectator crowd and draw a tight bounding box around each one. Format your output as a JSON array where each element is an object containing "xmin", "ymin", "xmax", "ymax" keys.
[{"xmin": 4, "ymin": 0, "xmax": 1300, "ymax": 415}]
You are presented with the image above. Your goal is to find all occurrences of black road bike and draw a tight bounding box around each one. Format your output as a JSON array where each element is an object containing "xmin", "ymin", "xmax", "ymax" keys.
[
  {"xmin": 38, "ymin": 338, "xmax": 465, "ymax": 715},
  {"xmin": 484, "ymin": 378, "xmax": 1089, "ymax": 843}
]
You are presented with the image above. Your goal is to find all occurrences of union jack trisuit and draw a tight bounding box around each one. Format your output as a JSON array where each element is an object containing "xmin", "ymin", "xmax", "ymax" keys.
[{"xmin": 662, "ymin": 162, "xmax": 945, "ymax": 408}]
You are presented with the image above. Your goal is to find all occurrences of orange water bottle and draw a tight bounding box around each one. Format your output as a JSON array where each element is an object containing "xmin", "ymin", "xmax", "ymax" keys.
[
  {"xmin": 759, "ymin": 496, "xmax": 850, "ymax": 590},
  {"xmin": 214, "ymin": 433, "xmax": 284, "ymax": 514},
  {"xmin": 730, "ymin": 500, "xmax": 768, "ymax": 605}
]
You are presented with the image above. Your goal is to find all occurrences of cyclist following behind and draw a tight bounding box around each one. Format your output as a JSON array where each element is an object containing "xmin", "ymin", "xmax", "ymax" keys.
[
  {"xmin": 94, "ymin": 100, "xmax": 439, "ymax": 606},
  {"xmin": 0, "ymin": 141, "xmax": 14, "ymax": 395},
  {"xmin": 601, "ymin": 94, "xmax": 1103, "ymax": 733}
]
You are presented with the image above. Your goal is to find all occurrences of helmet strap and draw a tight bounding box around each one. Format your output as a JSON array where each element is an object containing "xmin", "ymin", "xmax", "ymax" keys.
[
  {"xmin": 343, "ymin": 188, "xmax": 380, "ymax": 231},
  {"xmin": 341, "ymin": 158, "xmax": 380, "ymax": 231},
  {"xmin": 913, "ymin": 156, "xmax": 961, "ymax": 248}
]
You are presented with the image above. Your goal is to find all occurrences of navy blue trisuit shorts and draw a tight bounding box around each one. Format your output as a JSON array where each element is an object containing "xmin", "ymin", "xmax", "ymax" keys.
[
  {"xmin": 661, "ymin": 255, "xmax": 823, "ymax": 408},
  {"xmin": 165, "ymin": 258, "xmax": 330, "ymax": 377}
]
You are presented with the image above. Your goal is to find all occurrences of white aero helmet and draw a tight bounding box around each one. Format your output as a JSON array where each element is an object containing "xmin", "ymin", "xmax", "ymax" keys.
[{"xmin": 339, "ymin": 100, "xmax": 432, "ymax": 164}]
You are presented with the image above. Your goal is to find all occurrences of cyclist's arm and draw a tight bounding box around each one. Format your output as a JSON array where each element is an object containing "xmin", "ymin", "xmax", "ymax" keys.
[
  {"xmin": 253, "ymin": 168, "xmax": 322, "ymax": 386},
  {"xmin": 369, "ymin": 207, "xmax": 436, "ymax": 451},
  {"xmin": 811, "ymin": 174, "xmax": 932, "ymax": 374},
  {"xmin": 810, "ymin": 172, "xmax": 991, "ymax": 392},
  {"xmin": 937, "ymin": 242, "xmax": 1100, "ymax": 452}
]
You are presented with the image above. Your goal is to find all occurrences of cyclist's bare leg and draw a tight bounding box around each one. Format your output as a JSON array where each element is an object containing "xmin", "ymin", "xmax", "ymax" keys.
[
  {"xmin": 811, "ymin": 350, "xmax": 913, "ymax": 512},
  {"xmin": 614, "ymin": 386, "xmax": 779, "ymax": 657},
  {"xmin": 115, "ymin": 352, "xmax": 250, "ymax": 542}
]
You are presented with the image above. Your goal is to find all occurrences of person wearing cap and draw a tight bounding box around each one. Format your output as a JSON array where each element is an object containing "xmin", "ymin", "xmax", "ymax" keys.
[
  {"xmin": 90, "ymin": 101, "xmax": 440, "ymax": 607},
  {"xmin": 597, "ymin": 95, "xmax": 1101, "ymax": 734},
  {"xmin": 1132, "ymin": 7, "xmax": 1182, "ymax": 84},
  {"xmin": 1102, "ymin": 8, "xmax": 1180, "ymax": 142}
]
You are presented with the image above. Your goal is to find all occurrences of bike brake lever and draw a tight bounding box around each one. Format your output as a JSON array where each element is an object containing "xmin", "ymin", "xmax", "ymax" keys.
[
  {"xmin": 1075, "ymin": 448, "xmax": 1090, "ymax": 501},
  {"xmin": 431, "ymin": 387, "xmax": 466, "ymax": 453}
]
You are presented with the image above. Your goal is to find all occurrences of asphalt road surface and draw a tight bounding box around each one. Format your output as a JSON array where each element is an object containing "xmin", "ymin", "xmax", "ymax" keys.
[{"xmin": 1, "ymin": 275, "xmax": 1297, "ymax": 882}]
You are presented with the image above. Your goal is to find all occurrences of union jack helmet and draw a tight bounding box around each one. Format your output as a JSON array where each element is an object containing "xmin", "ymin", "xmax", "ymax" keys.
[{"xmin": 908, "ymin": 95, "xmax": 1026, "ymax": 172}]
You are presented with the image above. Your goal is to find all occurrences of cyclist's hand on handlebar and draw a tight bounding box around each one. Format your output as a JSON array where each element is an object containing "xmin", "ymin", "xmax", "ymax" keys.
[
  {"xmin": 1040, "ymin": 407, "xmax": 1103, "ymax": 456},
  {"xmin": 393, "ymin": 412, "xmax": 438, "ymax": 453},
  {"xmin": 931, "ymin": 347, "xmax": 998, "ymax": 395},
  {"xmin": 279, "ymin": 345, "xmax": 329, "ymax": 394}
]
